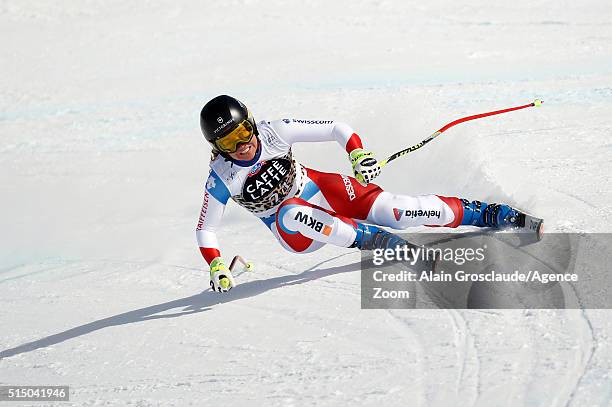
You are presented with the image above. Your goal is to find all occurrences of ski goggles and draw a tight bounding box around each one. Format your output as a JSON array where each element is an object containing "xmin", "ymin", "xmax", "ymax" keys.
[{"xmin": 214, "ymin": 119, "xmax": 256, "ymax": 153}]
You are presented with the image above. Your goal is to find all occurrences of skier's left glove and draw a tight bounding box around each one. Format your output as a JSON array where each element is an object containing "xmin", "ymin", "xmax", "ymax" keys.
[
  {"xmin": 350, "ymin": 148, "xmax": 381, "ymax": 186},
  {"xmin": 209, "ymin": 257, "xmax": 236, "ymax": 293}
]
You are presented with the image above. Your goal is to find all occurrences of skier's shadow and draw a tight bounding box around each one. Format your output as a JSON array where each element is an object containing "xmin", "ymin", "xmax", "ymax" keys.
[{"xmin": 0, "ymin": 255, "xmax": 360, "ymax": 360}]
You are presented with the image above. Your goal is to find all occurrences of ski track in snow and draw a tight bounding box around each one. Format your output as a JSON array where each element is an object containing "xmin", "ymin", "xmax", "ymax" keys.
[
  {"xmin": 2, "ymin": 0, "xmax": 612, "ymax": 405},
  {"xmin": 448, "ymin": 310, "xmax": 479, "ymax": 406},
  {"xmin": 564, "ymin": 309, "xmax": 596, "ymax": 407}
]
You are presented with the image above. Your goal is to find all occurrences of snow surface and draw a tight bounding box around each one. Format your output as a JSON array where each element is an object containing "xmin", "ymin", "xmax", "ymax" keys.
[{"xmin": 1, "ymin": 0, "xmax": 611, "ymax": 405}]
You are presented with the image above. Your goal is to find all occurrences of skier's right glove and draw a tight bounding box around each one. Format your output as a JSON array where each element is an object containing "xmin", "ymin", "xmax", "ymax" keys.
[
  {"xmin": 350, "ymin": 148, "xmax": 381, "ymax": 186},
  {"xmin": 209, "ymin": 257, "xmax": 236, "ymax": 293}
]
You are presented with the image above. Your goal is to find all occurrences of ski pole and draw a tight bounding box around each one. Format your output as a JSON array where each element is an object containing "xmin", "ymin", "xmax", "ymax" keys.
[
  {"xmin": 229, "ymin": 255, "xmax": 254, "ymax": 276},
  {"xmin": 379, "ymin": 99, "xmax": 543, "ymax": 168}
]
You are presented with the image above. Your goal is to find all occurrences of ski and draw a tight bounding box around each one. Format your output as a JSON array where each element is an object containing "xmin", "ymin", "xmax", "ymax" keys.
[
  {"xmin": 496, "ymin": 211, "xmax": 544, "ymax": 244},
  {"xmin": 519, "ymin": 213, "xmax": 544, "ymax": 241}
]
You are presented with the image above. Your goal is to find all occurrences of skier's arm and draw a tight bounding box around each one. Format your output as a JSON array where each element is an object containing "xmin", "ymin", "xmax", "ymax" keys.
[
  {"xmin": 270, "ymin": 119, "xmax": 381, "ymax": 185},
  {"xmin": 196, "ymin": 171, "xmax": 236, "ymax": 292},
  {"xmin": 269, "ymin": 119, "xmax": 364, "ymax": 153},
  {"xmin": 196, "ymin": 177, "xmax": 226, "ymax": 264}
]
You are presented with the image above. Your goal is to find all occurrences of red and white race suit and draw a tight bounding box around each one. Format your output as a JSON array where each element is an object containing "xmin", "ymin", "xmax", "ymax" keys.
[{"xmin": 196, "ymin": 119, "xmax": 463, "ymax": 264}]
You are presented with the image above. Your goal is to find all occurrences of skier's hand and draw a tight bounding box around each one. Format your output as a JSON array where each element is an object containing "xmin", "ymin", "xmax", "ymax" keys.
[
  {"xmin": 350, "ymin": 148, "xmax": 381, "ymax": 186},
  {"xmin": 209, "ymin": 257, "xmax": 236, "ymax": 293}
]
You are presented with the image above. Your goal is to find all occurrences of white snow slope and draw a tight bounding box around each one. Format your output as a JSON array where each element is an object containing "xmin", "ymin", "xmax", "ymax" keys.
[{"xmin": 1, "ymin": 1, "xmax": 611, "ymax": 406}]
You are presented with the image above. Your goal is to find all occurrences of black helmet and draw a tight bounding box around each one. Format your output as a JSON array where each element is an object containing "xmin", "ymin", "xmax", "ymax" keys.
[{"xmin": 200, "ymin": 95, "xmax": 258, "ymax": 152}]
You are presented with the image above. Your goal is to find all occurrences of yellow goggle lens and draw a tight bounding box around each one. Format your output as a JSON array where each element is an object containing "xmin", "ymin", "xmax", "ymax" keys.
[{"xmin": 215, "ymin": 120, "xmax": 255, "ymax": 153}]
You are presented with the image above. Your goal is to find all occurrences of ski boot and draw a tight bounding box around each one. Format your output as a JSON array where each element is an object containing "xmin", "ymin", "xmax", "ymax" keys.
[
  {"xmin": 351, "ymin": 224, "xmax": 436, "ymax": 270},
  {"xmin": 351, "ymin": 224, "xmax": 412, "ymax": 251},
  {"xmin": 460, "ymin": 200, "xmax": 544, "ymax": 240}
]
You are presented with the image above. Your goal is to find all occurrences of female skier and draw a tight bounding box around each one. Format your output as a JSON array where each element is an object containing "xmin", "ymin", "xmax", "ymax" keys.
[{"xmin": 197, "ymin": 95, "xmax": 535, "ymax": 292}]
